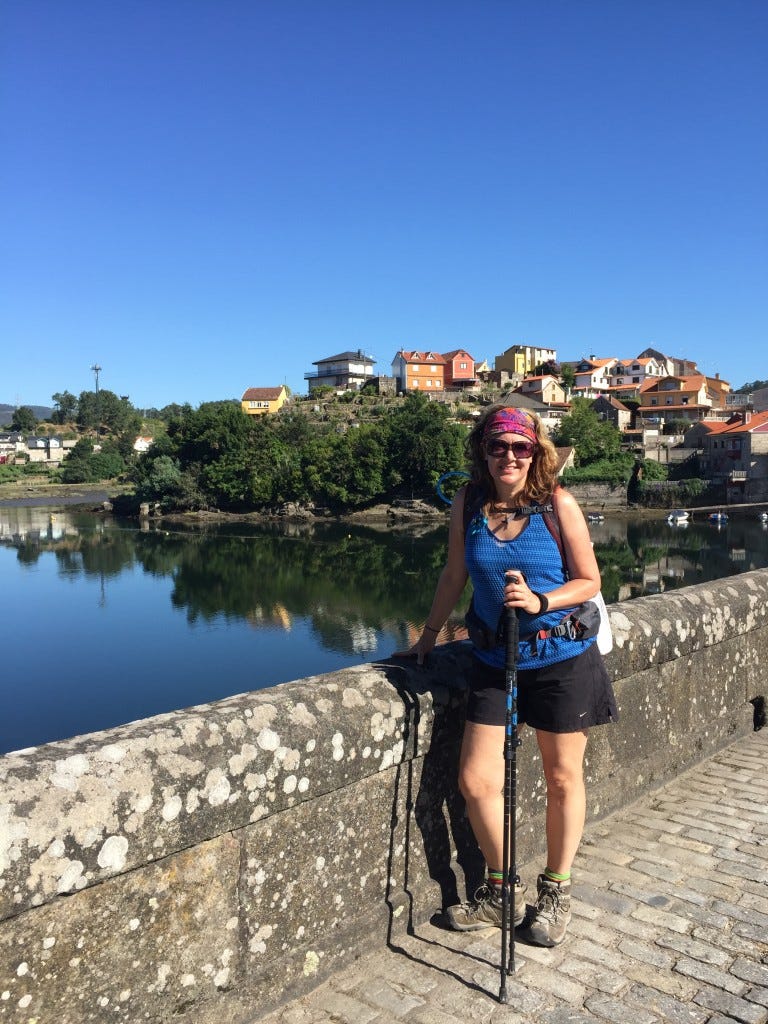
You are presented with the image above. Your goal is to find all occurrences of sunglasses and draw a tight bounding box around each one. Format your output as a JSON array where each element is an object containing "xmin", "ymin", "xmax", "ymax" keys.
[{"xmin": 486, "ymin": 439, "xmax": 536, "ymax": 459}]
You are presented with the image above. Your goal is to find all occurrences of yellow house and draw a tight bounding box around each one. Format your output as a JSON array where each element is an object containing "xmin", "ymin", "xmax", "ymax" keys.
[
  {"xmin": 241, "ymin": 386, "xmax": 289, "ymax": 417},
  {"xmin": 495, "ymin": 344, "xmax": 557, "ymax": 376}
]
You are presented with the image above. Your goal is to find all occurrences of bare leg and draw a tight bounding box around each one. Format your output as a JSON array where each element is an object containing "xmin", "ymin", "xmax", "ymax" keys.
[
  {"xmin": 458, "ymin": 721, "xmax": 505, "ymax": 870},
  {"xmin": 535, "ymin": 729, "xmax": 588, "ymax": 874}
]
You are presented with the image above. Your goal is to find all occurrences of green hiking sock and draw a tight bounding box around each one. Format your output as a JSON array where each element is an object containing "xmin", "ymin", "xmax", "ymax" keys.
[
  {"xmin": 487, "ymin": 869, "xmax": 504, "ymax": 894},
  {"xmin": 544, "ymin": 868, "xmax": 570, "ymax": 883}
]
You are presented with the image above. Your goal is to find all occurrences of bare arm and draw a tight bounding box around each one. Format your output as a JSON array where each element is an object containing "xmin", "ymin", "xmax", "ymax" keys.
[
  {"xmin": 394, "ymin": 486, "xmax": 469, "ymax": 664},
  {"xmin": 503, "ymin": 488, "xmax": 601, "ymax": 615}
]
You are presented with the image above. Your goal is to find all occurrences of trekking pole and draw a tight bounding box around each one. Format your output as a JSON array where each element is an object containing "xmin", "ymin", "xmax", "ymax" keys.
[{"xmin": 498, "ymin": 598, "xmax": 520, "ymax": 1003}]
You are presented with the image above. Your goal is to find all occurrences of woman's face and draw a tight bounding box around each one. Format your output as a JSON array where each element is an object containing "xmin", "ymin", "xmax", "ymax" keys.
[{"xmin": 485, "ymin": 430, "xmax": 536, "ymax": 494}]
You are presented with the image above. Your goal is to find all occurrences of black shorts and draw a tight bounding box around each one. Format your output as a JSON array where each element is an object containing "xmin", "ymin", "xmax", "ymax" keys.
[{"xmin": 466, "ymin": 642, "xmax": 618, "ymax": 733}]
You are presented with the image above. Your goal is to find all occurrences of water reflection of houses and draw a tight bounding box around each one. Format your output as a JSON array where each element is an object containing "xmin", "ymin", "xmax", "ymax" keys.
[
  {"xmin": 641, "ymin": 554, "xmax": 699, "ymax": 594},
  {"xmin": 245, "ymin": 606, "xmax": 381, "ymax": 655},
  {"xmin": 246, "ymin": 603, "xmax": 293, "ymax": 630},
  {"xmin": 0, "ymin": 509, "xmax": 81, "ymax": 546},
  {"xmin": 396, "ymin": 617, "xmax": 469, "ymax": 650}
]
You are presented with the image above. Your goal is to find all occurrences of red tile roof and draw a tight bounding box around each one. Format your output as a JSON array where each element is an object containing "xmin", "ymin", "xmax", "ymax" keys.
[
  {"xmin": 716, "ymin": 411, "xmax": 768, "ymax": 434},
  {"xmin": 241, "ymin": 387, "xmax": 286, "ymax": 402},
  {"xmin": 399, "ymin": 351, "xmax": 447, "ymax": 364}
]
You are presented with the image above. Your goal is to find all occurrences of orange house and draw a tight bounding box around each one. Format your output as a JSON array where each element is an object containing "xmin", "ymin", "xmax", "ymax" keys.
[{"xmin": 391, "ymin": 351, "xmax": 446, "ymax": 392}]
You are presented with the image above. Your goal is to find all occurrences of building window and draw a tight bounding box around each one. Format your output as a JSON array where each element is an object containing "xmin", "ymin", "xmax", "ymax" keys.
[
  {"xmin": 412, "ymin": 364, "xmax": 419, "ymax": 372},
  {"xmin": 426, "ymin": 379, "xmax": 432, "ymax": 387},
  {"xmin": 460, "ymin": 361, "xmax": 467, "ymax": 369},
  {"xmin": 651, "ymin": 399, "xmax": 658, "ymax": 406},
  {"xmin": 412, "ymin": 379, "xmax": 419, "ymax": 387},
  {"xmin": 633, "ymin": 376, "xmax": 640, "ymax": 383}
]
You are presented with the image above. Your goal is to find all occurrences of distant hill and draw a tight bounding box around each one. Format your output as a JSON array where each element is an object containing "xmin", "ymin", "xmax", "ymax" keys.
[{"xmin": 0, "ymin": 403, "xmax": 54, "ymax": 426}]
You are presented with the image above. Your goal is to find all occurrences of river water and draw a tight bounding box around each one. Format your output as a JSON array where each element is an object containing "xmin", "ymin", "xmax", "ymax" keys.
[{"xmin": 2, "ymin": 504, "xmax": 767, "ymax": 753}]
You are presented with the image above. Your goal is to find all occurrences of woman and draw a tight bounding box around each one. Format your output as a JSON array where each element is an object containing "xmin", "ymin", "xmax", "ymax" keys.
[{"xmin": 402, "ymin": 405, "xmax": 617, "ymax": 946}]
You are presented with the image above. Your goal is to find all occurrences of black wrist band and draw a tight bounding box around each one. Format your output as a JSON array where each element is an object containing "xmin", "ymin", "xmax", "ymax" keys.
[
  {"xmin": 424, "ymin": 624, "xmax": 440, "ymax": 634},
  {"xmin": 533, "ymin": 592, "xmax": 549, "ymax": 614}
]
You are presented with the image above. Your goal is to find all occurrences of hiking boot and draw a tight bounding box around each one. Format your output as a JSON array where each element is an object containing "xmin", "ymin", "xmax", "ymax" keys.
[
  {"xmin": 524, "ymin": 874, "xmax": 572, "ymax": 946},
  {"xmin": 446, "ymin": 881, "xmax": 526, "ymax": 931}
]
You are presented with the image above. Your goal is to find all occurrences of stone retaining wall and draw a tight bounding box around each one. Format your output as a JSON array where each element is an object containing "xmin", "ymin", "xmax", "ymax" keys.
[
  {"xmin": 2, "ymin": 572, "xmax": 768, "ymax": 1024},
  {"xmin": 566, "ymin": 482, "xmax": 628, "ymax": 508}
]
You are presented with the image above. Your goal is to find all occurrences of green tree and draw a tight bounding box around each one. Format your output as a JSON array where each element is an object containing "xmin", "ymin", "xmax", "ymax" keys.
[
  {"xmin": 10, "ymin": 406, "xmax": 37, "ymax": 432},
  {"xmin": 51, "ymin": 391, "xmax": 78, "ymax": 424},
  {"xmin": 559, "ymin": 364, "xmax": 576, "ymax": 391},
  {"xmin": 300, "ymin": 426, "xmax": 387, "ymax": 510},
  {"xmin": 553, "ymin": 399, "xmax": 621, "ymax": 465},
  {"xmin": 535, "ymin": 359, "xmax": 559, "ymax": 377},
  {"xmin": 61, "ymin": 438, "xmax": 125, "ymax": 483},
  {"xmin": 383, "ymin": 393, "xmax": 466, "ymax": 494},
  {"xmin": 77, "ymin": 390, "xmax": 141, "ymax": 439}
]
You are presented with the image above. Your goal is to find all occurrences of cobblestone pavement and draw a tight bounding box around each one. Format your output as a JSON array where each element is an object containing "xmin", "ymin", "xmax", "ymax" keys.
[{"xmin": 260, "ymin": 731, "xmax": 768, "ymax": 1024}]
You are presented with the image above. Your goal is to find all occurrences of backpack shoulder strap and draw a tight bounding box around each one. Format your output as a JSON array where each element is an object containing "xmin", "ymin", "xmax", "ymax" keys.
[
  {"xmin": 462, "ymin": 482, "xmax": 486, "ymax": 539},
  {"xmin": 542, "ymin": 485, "xmax": 568, "ymax": 572}
]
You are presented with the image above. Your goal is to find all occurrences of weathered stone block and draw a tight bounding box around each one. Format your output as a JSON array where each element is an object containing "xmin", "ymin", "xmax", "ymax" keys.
[{"xmin": 0, "ymin": 835, "xmax": 240, "ymax": 1024}]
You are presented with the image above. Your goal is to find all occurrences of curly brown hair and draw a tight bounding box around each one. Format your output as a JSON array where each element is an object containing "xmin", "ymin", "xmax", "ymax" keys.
[{"xmin": 465, "ymin": 404, "xmax": 559, "ymax": 505}]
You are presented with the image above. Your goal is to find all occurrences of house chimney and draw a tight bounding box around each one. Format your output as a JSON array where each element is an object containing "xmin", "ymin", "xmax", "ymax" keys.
[{"xmin": 743, "ymin": 411, "xmax": 751, "ymax": 424}]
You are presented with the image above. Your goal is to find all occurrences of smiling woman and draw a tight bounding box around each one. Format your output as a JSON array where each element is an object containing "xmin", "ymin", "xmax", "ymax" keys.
[{"xmin": 396, "ymin": 404, "xmax": 617, "ymax": 949}]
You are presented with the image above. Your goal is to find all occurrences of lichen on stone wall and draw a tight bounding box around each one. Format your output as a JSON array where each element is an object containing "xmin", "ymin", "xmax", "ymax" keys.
[
  {"xmin": 0, "ymin": 649, "xmax": 470, "ymax": 924},
  {"xmin": 1, "ymin": 572, "xmax": 767, "ymax": 1021}
]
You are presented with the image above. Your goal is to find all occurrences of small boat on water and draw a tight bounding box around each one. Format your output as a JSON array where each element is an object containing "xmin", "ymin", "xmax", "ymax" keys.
[
  {"xmin": 587, "ymin": 513, "xmax": 605, "ymax": 523},
  {"xmin": 708, "ymin": 511, "xmax": 729, "ymax": 523},
  {"xmin": 667, "ymin": 509, "xmax": 690, "ymax": 524},
  {"xmin": 759, "ymin": 511, "xmax": 768, "ymax": 522}
]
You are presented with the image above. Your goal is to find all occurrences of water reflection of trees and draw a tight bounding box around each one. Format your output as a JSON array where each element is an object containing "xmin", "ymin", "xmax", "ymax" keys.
[
  {"xmin": 163, "ymin": 525, "xmax": 453, "ymax": 639},
  {"xmin": 4, "ymin": 513, "xmax": 768, "ymax": 644}
]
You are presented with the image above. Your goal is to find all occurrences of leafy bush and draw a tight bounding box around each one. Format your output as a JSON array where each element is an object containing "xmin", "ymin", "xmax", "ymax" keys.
[
  {"xmin": 22, "ymin": 462, "xmax": 56, "ymax": 476},
  {"xmin": 562, "ymin": 453, "xmax": 635, "ymax": 485},
  {"xmin": 0, "ymin": 465, "xmax": 23, "ymax": 483},
  {"xmin": 637, "ymin": 478, "xmax": 709, "ymax": 507},
  {"xmin": 60, "ymin": 439, "xmax": 126, "ymax": 483},
  {"xmin": 639, "ymin": 459, "xmax": 668, "ymax": 481}
]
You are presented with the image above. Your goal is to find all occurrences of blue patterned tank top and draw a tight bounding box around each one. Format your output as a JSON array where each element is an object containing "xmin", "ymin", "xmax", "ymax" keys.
[{"xmin": 465, "ymin": 507, "xmax": 595, "ymax": 670}]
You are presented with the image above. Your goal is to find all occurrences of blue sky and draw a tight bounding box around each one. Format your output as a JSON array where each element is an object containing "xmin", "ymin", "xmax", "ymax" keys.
[{"xmin": 2, "ymin": 0, "xmax": 766, "ymax": 411}]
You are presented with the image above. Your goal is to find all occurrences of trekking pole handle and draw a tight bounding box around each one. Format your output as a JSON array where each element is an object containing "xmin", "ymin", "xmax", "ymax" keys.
[{"xmin": 505, "ymin": 603, "xmax": 519, "ymax": 667}]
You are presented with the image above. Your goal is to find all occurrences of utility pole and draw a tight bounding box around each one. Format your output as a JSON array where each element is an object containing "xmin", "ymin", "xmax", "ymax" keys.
[{"xmin": 91, "ymin": 364, "xmax": 102, "ymax": 435}]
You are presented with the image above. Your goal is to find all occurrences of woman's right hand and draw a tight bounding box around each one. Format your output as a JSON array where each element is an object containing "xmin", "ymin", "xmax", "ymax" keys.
[{"xmin": 392, "ymin": 630, "xmax": 438, "ymax": 666}]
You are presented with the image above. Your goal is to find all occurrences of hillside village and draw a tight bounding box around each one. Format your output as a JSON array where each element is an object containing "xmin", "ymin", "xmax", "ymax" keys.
[
  {"xmin": 241, "ymin": 343, "xmax": 768, "ymax": 503},
  {"xmin": 3, "ymin": 342, "xmax": 768, "ymax": 503}
]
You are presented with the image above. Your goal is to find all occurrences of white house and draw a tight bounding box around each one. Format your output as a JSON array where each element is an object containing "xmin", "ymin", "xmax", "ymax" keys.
[
  {"xmin": 305, "ymin": 350, "xmax": 376, "ymax": 393},
  {"xmin": 572, "ymin": 358, "xmax": 617, "ymax": 397}
]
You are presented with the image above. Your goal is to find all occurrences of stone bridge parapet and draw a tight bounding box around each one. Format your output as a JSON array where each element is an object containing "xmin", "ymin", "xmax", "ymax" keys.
[{"xmin": 1, "ymin": 572, "xmax": 767, "ymax": 1023}]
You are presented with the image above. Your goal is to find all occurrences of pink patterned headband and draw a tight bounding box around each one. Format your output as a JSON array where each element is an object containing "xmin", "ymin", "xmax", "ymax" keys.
[{"xmin": 482, "ymin": 408, "xmax": 537, "ymax": 444}]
